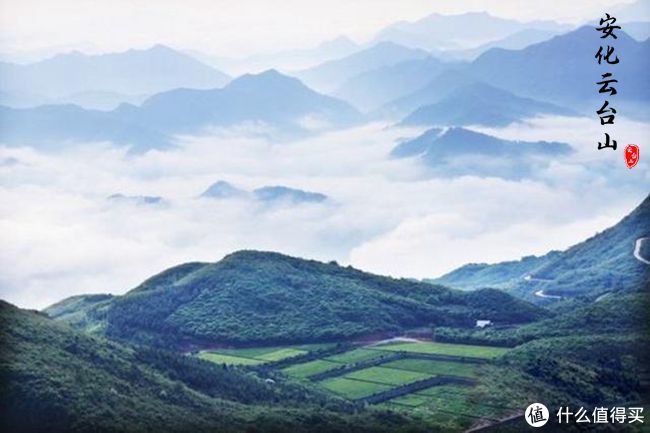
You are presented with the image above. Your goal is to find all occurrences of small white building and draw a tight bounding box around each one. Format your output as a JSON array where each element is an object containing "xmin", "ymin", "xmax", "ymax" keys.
[{"xmin": 475, "ymin": 320, "xmax": 492, "ymax": 329}]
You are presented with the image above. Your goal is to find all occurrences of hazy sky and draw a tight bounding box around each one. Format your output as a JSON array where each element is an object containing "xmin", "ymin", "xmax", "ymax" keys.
[{"xmin": 0, "ymin": 0, "xmax": 638, "ymax": 57}]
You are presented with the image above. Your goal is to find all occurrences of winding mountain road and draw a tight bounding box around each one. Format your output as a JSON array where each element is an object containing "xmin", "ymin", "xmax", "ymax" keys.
[
  {"xmin": 533, "ymin": 290, "xmax": 562, "ymax": 299},
  {"xmin": 524, "ymin": 275, "xmax": 560, "ymax": 299},
  {"xmin": 633, "ymin": 237, "xmax": 650, "ymax": 265},
  {"xmin": 531, "ymin": 237, "xmax": 649, "ymax": 299}
]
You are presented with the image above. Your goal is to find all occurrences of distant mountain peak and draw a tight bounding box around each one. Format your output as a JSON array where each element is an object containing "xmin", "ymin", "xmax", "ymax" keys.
[
  {"xmin": 392, "ymin": 126, "xmax": 572, "ymax": 179},
  {"xmin": 200, "ymin": 181, "xmax": 248, "ymax": 199},
  {"xmin": 148, "ymin": 43, "xmax": 176, "ymax": 52},
  {"xmin": 317, "ymin": 36, "xmax": 357, "ymax": 50},
  {"xmin": 400, "ymin": 79, "xmax": 576, "ymax": 127},
  {"xmin": 253, "ymin": 185, "xmax": 328, "ymax": 203},
  {"xmin": 107, "ymin": 193, "xmax": 165, "ymax": 205},
  {"xmin": 227, "ymin": 69, "xmax": 303, "ymax": 90}
]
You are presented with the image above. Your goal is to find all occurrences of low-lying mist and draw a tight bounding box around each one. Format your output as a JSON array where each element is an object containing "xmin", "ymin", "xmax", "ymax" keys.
[{"xmin": 1, "ymin": 116, "xmax": 648, "ymax": 308}]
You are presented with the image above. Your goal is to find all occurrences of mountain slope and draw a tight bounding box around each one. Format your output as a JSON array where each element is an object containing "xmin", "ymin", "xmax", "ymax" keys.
[
  {"xmin": 518, "ymin": 194, "xmax": 650, "ymax": 298},
  {"xmin": 372, "ymin": 12, "xmax": 571, "ymax": 51},
  {"xmin": 0, "ymin": 104, "xmax": 171, "ymax": 152},
  {"xmin": 199, "ymin": 182, "xmax": 328, "ymax": 204},
  {"xmin": 429, "ymin": 253, "xmax": 562, "ymax": 291},
  {"xmin": 253, "ymin": 186, "xmax": 327, "ymax": 203},
  {"xmin": 43, "ymin": 293, "xmax": 114, "ymax": 331},
  {"xmin": 2, "ymin": 301, "xmax": 428, "ymax": 433},
  {"xmin": 203, "ymin": 36, "xmax": 360, "ymax": 74},
  {"xmin": 0, "ymin": 301, "xmax": 252, "ymax": 432},
  {"xmin": 379, "ymin": 69, "xmax": 475, "ymax": 118},
  {"xmin": 400, "ymin": 82, "xmax": 576, "ymax": 127},
  {"xmin": 295, "ymin": 42, "xmax": 429, "ymax": 93},
  {"xmin": 437, "ymin": 293, "xmax": 650, "ymax": 347},
  {"xmin": 201, "ymin": 181, "xmax": 248, "ymax": 199},
  {"xmin": 468, "ymin": 26, "xmax": 650, "ymax": 111},
  {"xmin": 47, "ymin": 251, "xmax": 546, "ymax": 348},
  {"xmin": 392, "ymin": 127, "xmax": 572, "ymax": 179},
  {"xmin": 127, "ymin": 69, "xmax": 361, "ymax": 133},
  {"xmin": 332, "ymin": 56, "xmax": 450, "ymax": 112},
  {"xmin": 0, "ymin": 45, "xmax": 230, "ymax": 103},
  {"xmin": 0, "ymin": 70, "xmax": 360, "ymax": 152},
  {"xmin": 433, "ymin": 194, "xmax": 650, "ymax": 301},
  {"xmin": 448, "ymin": 28, "xmax": 560, "ymax": 60}
]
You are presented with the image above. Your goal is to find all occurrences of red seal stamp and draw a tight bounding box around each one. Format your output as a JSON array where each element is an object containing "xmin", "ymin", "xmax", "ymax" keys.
[{"xmin": 625, "ymin": 144, "xmax": 639, "ymax": 169}]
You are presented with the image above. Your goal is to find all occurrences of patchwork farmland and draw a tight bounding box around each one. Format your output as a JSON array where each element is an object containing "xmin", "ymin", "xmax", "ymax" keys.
[
  {"xmin": 197, "ymin": 343, "xmax": 333, "ymax": 365},
  {"xmin": 196, "ymin": 340, "xmax": 519, "ymax": 430}
]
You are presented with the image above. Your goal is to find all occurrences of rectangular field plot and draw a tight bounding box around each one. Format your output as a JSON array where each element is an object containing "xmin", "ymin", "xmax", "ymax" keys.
[
  {"xmin": 416, "ymin": 384, "xmax": 473, "ymax": 397},
  {"xmin": 405, "ymin": 386, "xmax": 509, "ymax": 419},
  {"xmin": 371, "ymin": 341, "xmax": 509, "ymax": 359},
  {"xmin": 386, "ymin": 393, "xmax": 430, "ymax": 408},
  {"xmin": 282, "ymin": 359, "xmax": 342, "ymax": 378},
  {"xmin": 344, "ymin": 366, "xmax": 432, "ymax": 386},
  {"xmin": 319, "ymin": 377, "xmax": 391, "ymax": 399},
  {"xmin": 198, "ymin": 343, "xmax": 330, "ymax": 365},
  {"xmin": 381, "ymin": 359, "xmax": 478, "ymax": 378},
  {"xmin": 255, "ymin": 347, "xmax": 308, "ymax": 361},
  {"xmin": 325, "ymin": 348, "xmax": 389, "ymax": 364},
  {"xmin": 197, "ymin": 352, "xmax": 264, "ymax": 365}
]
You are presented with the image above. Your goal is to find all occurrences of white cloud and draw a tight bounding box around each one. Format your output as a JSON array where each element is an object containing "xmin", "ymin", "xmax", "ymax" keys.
[{"xmin": 0, "ymin": 118, "xmax": 647, "ymax": 309}]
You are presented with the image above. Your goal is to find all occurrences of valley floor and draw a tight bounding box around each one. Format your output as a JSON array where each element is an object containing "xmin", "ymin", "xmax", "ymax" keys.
[{"xmin": 196, "ymin": 339, "xmax": 517, "ymax": 431}]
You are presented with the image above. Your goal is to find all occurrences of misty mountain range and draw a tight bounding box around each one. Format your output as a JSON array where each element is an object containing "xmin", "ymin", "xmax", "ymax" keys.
[
  {"xmin": 295, "ymin": 41, "xmax": 430, "ymax": 93},
  {"xmin": 371, "ymin": 11, "xmax": 573, "ymax": 51},
  {"xmin": 1, "ymin": 11, "xmax": 649, "ymax": 155},
  {"xmin": 0, "ymin": 45, "xmax": 230, "ymax": 109},
  {"xmin": 201, "ymin": 181, "xmax": 328, "ymax": 204},
  {"xmin": 2, "ymin": 6, "xmax": 650, "ymax": 432},
  {"xmin": 193, "ymin": 36, "xmax": 360, "ymax": 75},
  {"xmin": 468, "ymin": 26, "xmax": 650, "ymax": 112},
  {"xmin": 0, "ymin": 70, "xmax": 361, "ymax": 152},
  {"xmin": 100, "ymin": 182, "xmax": 328, "ymax": 210},
  {"xmin": 433, "ymin": 194, "xmax": 650, "ymax": 302},
  {"xmin": 400, "ymin": 82, "xmax": 576, "ymax": 127},
  {"xmin": 392, "ymin": 127, "xmax": 573, "ymax": 179}
]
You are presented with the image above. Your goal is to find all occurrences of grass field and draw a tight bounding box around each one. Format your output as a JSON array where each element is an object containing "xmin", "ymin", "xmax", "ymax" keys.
[
  {"xmin": 381, "ymin": 359, "xmax": 479, "ymax": 378},
  {"xmin": 344, "ymin": 366, "xmax": 432, "ymax": 386},
  {"xmin": 325, "ymin": 348, "xmax": 388, "ymax": 364},
  {"xmin": 198, "ymin": 343, "xmax": 332, "ymax": 365},
  {"xmin": 319, "ymin": 377, "xmax": 391, "ymax": 399},
  {"xmin": 416, "ymin": 384, "xmax": 473, "ymax": 397},
  {"xmin": 282, "ymin": 359, "xmax": 342, "ymax": 378},
  {"xmin": 371, "ymin": 341, "xmax": 509, "ymax": 359},
  {"xmin": 412, "ymin": 393, "xmax": 504, "ymax": 419},
  {"xmin": 197, "ymin": 352, "xmax": 264, "ymax": 365},
  {"xmin": 386, "ymin": 384, "xmax": 509, "ymax": 420},
  {"xmin": 255, "ymin": 347, "xmax": 308, "ymax": 361},
  {"xmin": 196, "ymin": 339, "xmax": 513, "ymax": 431},
  {"xmin": 386, "ymin": 393, "xmax": 431, "ymax": 408}
]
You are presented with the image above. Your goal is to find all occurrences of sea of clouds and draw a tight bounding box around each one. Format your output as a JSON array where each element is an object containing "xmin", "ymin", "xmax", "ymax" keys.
[{"xmin": 1, "ymin": 116, "xmax": 648, "ymax": 309}]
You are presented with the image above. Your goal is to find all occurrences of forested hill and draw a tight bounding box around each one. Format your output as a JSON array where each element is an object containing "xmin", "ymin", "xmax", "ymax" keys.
[
  {"xmin": 433, "ymin": 193, "xmax": 650, "ymax": 300},
  {"xmin": 45, "ymin": 251, "xmax": 546, "ymax": 348},
  {"xmin": 0, "ymin": 300, "xmax": 431, "ymax": 433}
]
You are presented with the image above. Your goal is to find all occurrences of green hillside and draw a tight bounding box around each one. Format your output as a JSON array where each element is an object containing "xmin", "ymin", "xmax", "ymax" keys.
[
  {"xmin": 435, "ymin": 292, "xmax": 650, "ymax": 346},
  {"xmin": 44, "ymin": 293, "xmax": 114, "ymax": 332},
  {"xmin": 0, "ymin": 301, "xmax": 439, "ymax": 433},
  {"xmin": 433, "ymin": 194, "xmax": 650, "ymax": 301},
  {"xmin": 428, "ymin": 253, "xmax": 559, "ymax": 291},
  {"xmin": 0, "ymin": 301, "xmax": 240, "ymax": 433},
  {"xmin": 47, "ymin": 251, "xmax": 546, "ymax": 348}
]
